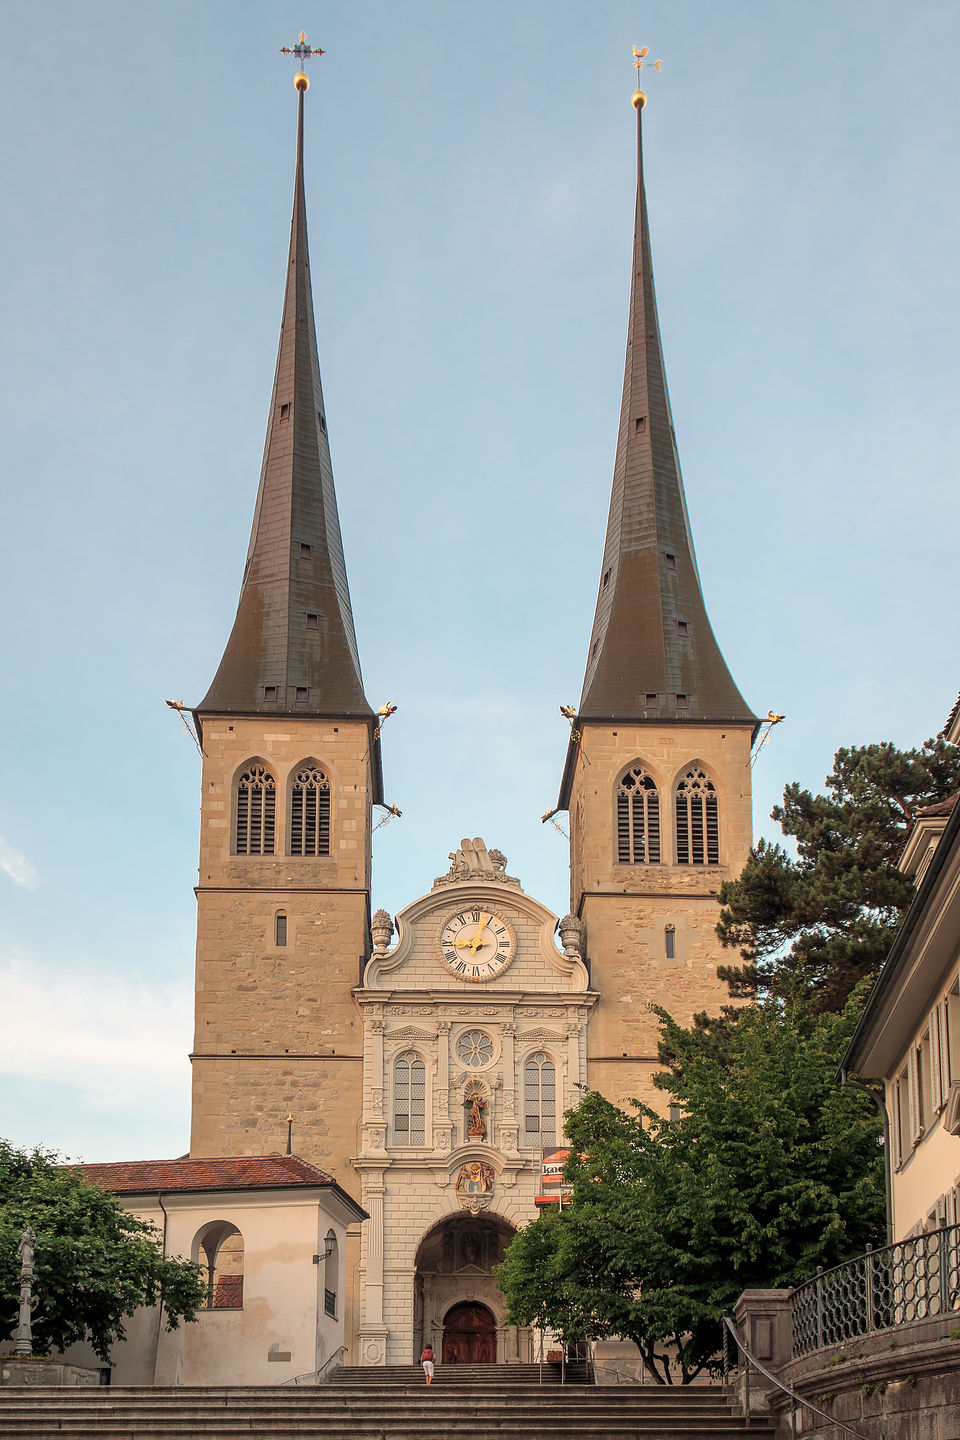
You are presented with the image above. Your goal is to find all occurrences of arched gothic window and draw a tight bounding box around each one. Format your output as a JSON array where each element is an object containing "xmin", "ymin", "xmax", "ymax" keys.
[
  {"xmin": 393, "ymin": 1052, "xmax": 425, "ymax": 1145},
  {"xmin": 616, "ymin": 765, "xmax": 660, "ymax": 864},
  {"xmin": 523, "ymin": 1053, "xmax": 556, "ymax": 1143},
  {"xmin": 289, "ymin": 765, "xmax": 331, "ymax": 856},
  {"xmin": 235, "ymin": 765, "xmax": 276, "ymax": 855},
  {"xmin": 675, "ymin": 768, "xmax": 719, "ymax": 865}
]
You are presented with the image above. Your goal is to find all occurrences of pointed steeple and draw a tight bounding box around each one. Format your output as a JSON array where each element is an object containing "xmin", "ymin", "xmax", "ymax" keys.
[
  {"xmin": 198, "ymin": 84, "xmax": 371, "ymax": 719},
  {"xmin": 576, "ymin": 98, "xmax": 756, "ymax": 729}
]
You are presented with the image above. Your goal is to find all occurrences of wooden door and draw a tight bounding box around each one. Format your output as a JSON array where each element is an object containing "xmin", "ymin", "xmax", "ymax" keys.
[{"xmin": 442, "ymin": 1302, "xmax": 496, "ymax": 1363}]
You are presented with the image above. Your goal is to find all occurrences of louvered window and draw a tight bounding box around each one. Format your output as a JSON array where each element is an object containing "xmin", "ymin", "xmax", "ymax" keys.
[
  {"xmin": 524, "ymin": 1053, "xmax": 556, "ymax": 1142},
  {"xmin": 235, "ymin": 766, "xmax": 276, "ymax": 855},
  {"xmin": 675, "ymin": 768, "xmax": 719, "ymax": 865},
  {"xmin": 289, "ymin": 766, "xmax": 331, "ymax": 856},
  {"xmin": 394, "ymin": 1052, "xmax": 426, "ymax": 1145},
  {"xmin": 616, "ymin": 765, "xmax": 660, "ymax": 863}
]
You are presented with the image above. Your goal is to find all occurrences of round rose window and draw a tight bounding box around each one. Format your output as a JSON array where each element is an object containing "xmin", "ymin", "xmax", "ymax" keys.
[{"xmin": 455, "ymin": 1030, "xmax": 494, "ymax": 1066}]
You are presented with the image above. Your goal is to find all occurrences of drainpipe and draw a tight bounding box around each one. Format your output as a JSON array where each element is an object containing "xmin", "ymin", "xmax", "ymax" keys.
[
  {"xmin": 153, "ymin": 1192, "xmax": 168, "ymax": 1382},
  {"xmin": 839, "ymin": 1070, "xmax": 893, "ymax": 1245}
]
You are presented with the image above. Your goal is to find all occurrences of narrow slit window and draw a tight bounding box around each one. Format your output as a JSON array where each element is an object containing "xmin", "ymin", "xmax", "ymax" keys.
[
  {"xmin": 665, "ymin": 924, "xmax": 676, "ymax": 959},
  {"xmin": 665, "ymin": 552, "xmax": 677, "ymax": 570},
  {"xmin": 616, "ymin": 764, "xmax": 660, "ymax": 864},
  {"xmin": 635, "ymin": 416, "xmax": 647, "ymax": 432},
  {"xmin": 275, "ymin": 913, "xmax": 287, "ymax": 946},
  {"xmin": 317, "ymin": 411, "xmax": 326, "ymax": 433},
  {"xmin": 280, "ymin": 403, "xmax": 290, "ymax": 420},
  {"xmin": 675, "ymin": 768, "xmax": 719, "ymax": 865},
  {"xmin": 263, "ymin": 685, "xmax": 277, "ymax": 703},
  {"xmin": 299, "ymin": 542, "xmax": 312, "ymax": 560},
  {"xmin": 289, "ymin": 766, "xmax": 331, "ymax": 857},
  {"xmin": 235, "ymin": 765, "xmax": 276, "ymax": 856},
  {"xmin": 602, "ymin": 569, "xmax": 611, "ymax": 589},
  {"xmin": 295, "ymin": 686, "xmax": 308, "ymax": 703},
  {"xmin": 675, "ymin": 693, "xmax": 688, "ymax": 710}
]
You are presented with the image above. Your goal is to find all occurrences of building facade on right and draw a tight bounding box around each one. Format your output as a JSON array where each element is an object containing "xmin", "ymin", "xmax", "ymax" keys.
[{"xmin": 845, "ymin": 700, "xmax": 960, "ymax": 1241}]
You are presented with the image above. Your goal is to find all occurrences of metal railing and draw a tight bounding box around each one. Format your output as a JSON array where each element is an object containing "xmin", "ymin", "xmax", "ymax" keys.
[
  {"xmin": 722, "ymin": 1316, "xmax": 871, "ymax": 1439},
  {"xmin": 792, "ymin": 1222, "xmax": 960, "ymax": 1357},
  {"xmin": 281, "ymin": 1344, "xmax": 347, "ymax": 1386}
]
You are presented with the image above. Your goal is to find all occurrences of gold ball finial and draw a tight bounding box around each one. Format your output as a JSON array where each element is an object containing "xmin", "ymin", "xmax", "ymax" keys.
[
  {"xmin": 294, "ymin": 71, "xmax": 309, "ymax": 92},
  {"xmin": 632, "ymin": 89, "xmax": 647, "ymax": 109}
]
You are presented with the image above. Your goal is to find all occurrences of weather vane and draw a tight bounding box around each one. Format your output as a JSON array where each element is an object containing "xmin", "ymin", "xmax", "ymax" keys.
[
  {"xmin": 631, "ymin": 45, "xmax": 663, "ymax": 109},
  {"xmin": 280, "ymin": 31, "xmax": 325, "ymax": 91}
]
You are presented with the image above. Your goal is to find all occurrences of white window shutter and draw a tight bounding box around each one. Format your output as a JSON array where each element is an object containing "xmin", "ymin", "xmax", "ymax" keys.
[
  {"xmin": 937, "ymin": 1000, "xmax": 951, "ymax": 1099},
  {"xmin": 908, "ymin": 1047, "xmax": 922, "ymax": 1145},
  {"xmin": 930, "ymin": 1010, "xmax": 944, "ymax": 1113}
]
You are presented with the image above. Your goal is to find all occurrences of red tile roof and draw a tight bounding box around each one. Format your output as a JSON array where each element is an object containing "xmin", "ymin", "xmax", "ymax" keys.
[{"xmin": 79, "ymin": 1154, "xmax": 337, "ymax": 1195}]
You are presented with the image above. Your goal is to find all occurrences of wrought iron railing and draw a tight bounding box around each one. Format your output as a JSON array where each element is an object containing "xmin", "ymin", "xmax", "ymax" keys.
[{"xmin": 792, "ymin": 1223, "xmax": 960, "ymax": 1357}]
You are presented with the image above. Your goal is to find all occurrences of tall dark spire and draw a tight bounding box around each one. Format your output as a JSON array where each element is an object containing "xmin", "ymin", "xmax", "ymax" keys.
[
  {"xmin": 576, "ymin": 99, "xmax": 755, "ymax": 728},
  {"xmin": 198, "ymin": 86, "xmax": 371, "ymax": 719}
]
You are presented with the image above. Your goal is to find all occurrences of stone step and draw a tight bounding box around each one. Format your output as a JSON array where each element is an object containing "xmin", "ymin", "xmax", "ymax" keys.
[
  {"xmin": 0, "ymin": 1381, "xmax": 773, "ymax": 1439},
  {"xmin": 0, "ymin": 1422, "xmax": 777, "ymax": 1434}
]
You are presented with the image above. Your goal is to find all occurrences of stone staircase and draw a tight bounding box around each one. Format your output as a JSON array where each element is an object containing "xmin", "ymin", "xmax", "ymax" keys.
[{"xmin": 0, "ymin": 1364, "xmax": 777, "ymax": 1439}]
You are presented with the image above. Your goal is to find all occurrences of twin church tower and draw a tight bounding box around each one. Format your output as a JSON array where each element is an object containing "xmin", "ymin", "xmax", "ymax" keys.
[{"xmin": 186, "ymin": 71, "xmax": 757, "ymax": 1364}]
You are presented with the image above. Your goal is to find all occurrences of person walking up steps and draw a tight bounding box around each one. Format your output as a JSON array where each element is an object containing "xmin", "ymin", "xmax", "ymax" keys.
[{"xmin": 420, "ymin": 1344, "xmax": 435, "ymax": 1385}]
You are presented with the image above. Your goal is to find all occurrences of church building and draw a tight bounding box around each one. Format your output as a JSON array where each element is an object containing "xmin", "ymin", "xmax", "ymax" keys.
[{"xmin": 183, "ymin": 68, "xmax": 757, "ymax": 1373}]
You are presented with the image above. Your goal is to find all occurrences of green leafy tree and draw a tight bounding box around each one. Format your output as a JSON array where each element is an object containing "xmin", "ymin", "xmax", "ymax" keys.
[
  {"xmin": 496, "ymin": 999, "xmax": 884, "ymax": 1383},
  {"xmin": 0, "ymin": 1141, "xmax": 205, "ymax": 1363},
  {"xmin": 717, "ymin": 738, "xmax": 960, "ymax": 1010}
]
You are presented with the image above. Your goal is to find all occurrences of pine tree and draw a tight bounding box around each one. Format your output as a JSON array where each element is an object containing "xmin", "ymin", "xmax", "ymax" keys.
[{"xmin": 717, "ymin": 738, "xmax": 960, "ymax": 1010}]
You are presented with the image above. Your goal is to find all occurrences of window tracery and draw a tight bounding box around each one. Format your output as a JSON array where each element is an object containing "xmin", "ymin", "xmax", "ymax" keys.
[
  {"xmin": 455, "ymin": 1030, "xmax": 494, "ymax": 1067},
  {"xmin": 616, "ymin": 765, "xmax": 660, "ymax": 864},
  {"xmin": 289, "ymin": 765, "xmax": 331, "ymax": 856},
  {"xmin": 675, "ymin": 767, "xmax": 719, "ymax": 865},
  {"xmin": 235, "ymin": 765, "xmax": 276, "ymax": 855}
]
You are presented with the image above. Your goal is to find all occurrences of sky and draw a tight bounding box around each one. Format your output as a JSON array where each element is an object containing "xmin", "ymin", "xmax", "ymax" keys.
[{"xmin": 1, "ymin": 2, "xmax": 958, "ymax": 1163}]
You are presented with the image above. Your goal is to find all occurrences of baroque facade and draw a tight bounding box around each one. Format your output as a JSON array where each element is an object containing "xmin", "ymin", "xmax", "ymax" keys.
[{"xmin": 184, "ymin": 78, "xmax": 758, "ymax": 1372}]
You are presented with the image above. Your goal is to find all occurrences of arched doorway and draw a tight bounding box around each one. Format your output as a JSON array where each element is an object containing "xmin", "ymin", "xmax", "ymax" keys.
[
  {"xmin": 442, "ymin": 1301, "xmax": 496, "ymax": 1364},
  {"xmin": 413, "ymin": 1211, "xmax": 529, "ymax": 1363}
]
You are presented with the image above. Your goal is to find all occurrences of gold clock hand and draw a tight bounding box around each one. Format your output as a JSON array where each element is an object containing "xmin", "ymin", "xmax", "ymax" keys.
[{"xmin": 469, "ymin": 913, "xmax": 488, "ymax": 952}]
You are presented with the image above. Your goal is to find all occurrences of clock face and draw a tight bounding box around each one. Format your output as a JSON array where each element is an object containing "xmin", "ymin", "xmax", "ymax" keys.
[{"xmin": 437, "ymin": 909, "xmax": 516, "ymax": 982}]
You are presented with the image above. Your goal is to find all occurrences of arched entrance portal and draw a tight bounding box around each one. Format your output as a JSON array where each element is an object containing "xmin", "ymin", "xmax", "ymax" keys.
[
  {"xmin": 442, "ymin": 1301, "xmax": 496, "ymax": 1364},
  {"xmin": 413, "ymin": 1211, "xmax": 529, "ymax": 1363}
]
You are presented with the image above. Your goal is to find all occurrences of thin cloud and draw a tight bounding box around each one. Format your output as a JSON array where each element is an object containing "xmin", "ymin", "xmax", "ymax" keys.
[
  {"xmin": 0, "ymin": 956, "xmax": 191, "ymax": 1112},
  {"xmin": 0, "ymin": 838, "xmax": 38, "ymax": 889}
]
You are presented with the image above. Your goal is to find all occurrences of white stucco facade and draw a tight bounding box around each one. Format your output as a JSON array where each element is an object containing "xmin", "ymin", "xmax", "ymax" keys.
[{"xmin": 354, "ymin": 854, "xmax": 596, "ymax": 1365}]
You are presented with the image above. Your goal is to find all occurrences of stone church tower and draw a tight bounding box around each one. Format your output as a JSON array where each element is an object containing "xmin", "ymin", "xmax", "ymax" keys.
[
  {"xmin": 183, "ymin": 75, "xmax": 757, "ymax": 1369},
  {"xmin": 188, "ymin": 80, "xmax": 381, "ymax": 1184},
  {"xmin": 557, "ymin": 93, "xmax": 758, "ymax": 1115}
]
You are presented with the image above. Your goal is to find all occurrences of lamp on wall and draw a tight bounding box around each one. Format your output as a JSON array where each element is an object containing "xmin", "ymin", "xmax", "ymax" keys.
[{"xmin": 313, "ymin": 1235, "xmax": 336, "ymax": 1264}]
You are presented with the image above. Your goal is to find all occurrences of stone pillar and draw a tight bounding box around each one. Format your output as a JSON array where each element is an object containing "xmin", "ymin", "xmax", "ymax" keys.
[
  {"xmin": 435, "ymin": 1021, "xmax": 453, "ymax": 1152},
  {"xmin": 357, "ymin": 1169, "xmax": 388, "ymax": 1366},
  {"xmin": 565, "ymin": 1022, "xmax": 581, "ymax": 1109},
  {"xmin": 498, "ymin": 1022, "xmax": 520, "ymax": 1153},
  {"xmin": 732, "ymin": 1289, "xmax": 792, "ymax": 1413}
]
